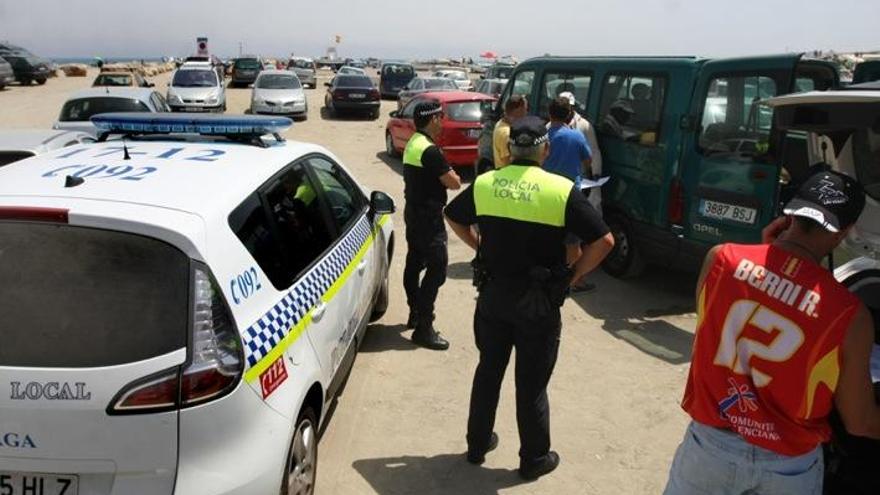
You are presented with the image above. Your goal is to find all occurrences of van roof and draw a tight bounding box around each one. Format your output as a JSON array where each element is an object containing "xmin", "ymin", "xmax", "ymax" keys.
[{"xmin": 0, "ymin": 138, "xmax": 327, "ymax": 219}]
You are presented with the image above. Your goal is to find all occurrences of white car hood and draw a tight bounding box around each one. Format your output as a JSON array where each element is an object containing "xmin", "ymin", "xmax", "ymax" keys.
[
  {"xmin": 253, "ymin": 88, "xmax": 304, "ymax": 102},
  {"xmin": 169, "ymin": 86, "xmax": 218, "ymax": 100}
]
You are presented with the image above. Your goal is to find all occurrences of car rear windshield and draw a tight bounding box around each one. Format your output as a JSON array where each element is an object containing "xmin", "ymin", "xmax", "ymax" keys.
[
  {"xmin": 426, "ymin": 79, "xmax": 456, "ymax": 89},
  {"xmin": 289, "ymin": 59, "xmax": 314, "ymax": 70},
  {"xmin": 383, "ymin": 65, "xmax": 414, "ymax": 77},
  {"xmin": 0, "ymin": 151, "xmax": 34, "ymax": 167},
  {"xmin": 0, "ymin": 223, "xmax": 190, "ymax": 368},
  {"xmin": 446, "ymin": 101, "xmax": 484, "ymax": 122},
  {"xmin": 235, "ymin": 59, "xmax": 261, "ymax": 70},
  {"xmin": 258, "ymin": 74, "xmax": 301, "ymax": 89},
  {"xmin": 172, "ymin": 69, "xmax": 218, "ymax": 87},
  {"xmin": 59, "ymin": 97, "xmax": 150, "ymax": 122},
  {"xmin": 93, "ymin": 74, "xmax": 132, "ymax": 86},
  {"xmin": 336, "ymin": 75, "xmax": 372, "ymax": 88}
]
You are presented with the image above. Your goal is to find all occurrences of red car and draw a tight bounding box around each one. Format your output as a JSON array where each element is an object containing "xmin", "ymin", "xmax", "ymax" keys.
[{"xmin": 385, "ymin": 91, "xmax": 496, "ymax": 168}]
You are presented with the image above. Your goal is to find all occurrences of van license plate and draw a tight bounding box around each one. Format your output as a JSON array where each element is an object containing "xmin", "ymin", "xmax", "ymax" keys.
[
  {"xmin": 0, "ymin": 472, "xmax": 78, "ymax": 495},
  {"xmin": 700, "ymin": 199, "xmax": 757, "ymax": 225}
]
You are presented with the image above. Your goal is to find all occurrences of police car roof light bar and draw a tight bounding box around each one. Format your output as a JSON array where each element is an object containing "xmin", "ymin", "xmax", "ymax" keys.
[{"xmin": 90, "ymin": 113, "xmax": 292, "ymax": 147}]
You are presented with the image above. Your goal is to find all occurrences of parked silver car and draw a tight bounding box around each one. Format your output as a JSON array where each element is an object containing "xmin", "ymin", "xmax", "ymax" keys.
[
  {"xmin": 397, "ymin": 77, "xmax": 458, "ymax": 109},
  {"xmin": 250, "ymin": 70, "xmax": 308, "ymax": 120},
  {"xmin": 0, "ymin": 129, "xmax": 93, "ymax": 166},
  {"xmin": 53, "ymin": 87, "xmax": 168, "ymax": 137},
  {"xmin": 433, "ymin": 69, "xmax": 473, "ymax": 91},
  {"xmin": 0, "ymin": 56, "xmax": 14, "ymax": 89},
  {"xmin": 474, "ymin": 78, "xmax": 508, "ymax": 98},
  {"xmin": 287, "ymin": 57, "xmax": 317, "ymax": 89},
  {"xmin": 167, "ymin": 65, "xmax": 226, "ymax": 112}
]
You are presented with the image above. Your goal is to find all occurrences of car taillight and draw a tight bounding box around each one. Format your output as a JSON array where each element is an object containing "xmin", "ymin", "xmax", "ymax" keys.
[
  {"xmin": 108, "ymin": 265, "xmax": 242, "ymax": 415},
  {"xmin": 369, "ymin": 88, "xmax": 380, "ymax": 99},
  {"xmin": 181, "ymin": 267, "xmax": 243, "ymax": 406},
  {"xmin": 0, "ymin": 207, "xmax": 68, "ymax": 223},
  {"xmin": 668, "ymin": 178, "xmax": 684, "ymax": 224}
]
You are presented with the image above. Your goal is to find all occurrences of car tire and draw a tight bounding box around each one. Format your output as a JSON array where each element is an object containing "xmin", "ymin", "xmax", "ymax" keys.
[
  {"xmin": 20, "ymin": 78, "xmax": 31, "ymax": 86},
  {"xmin": 601, "ymin": 214, "xmax": 646, "ymax": 279},
  {"xmin": 36, "ymin": 78, "xmax": 46, "ymax": 85},
  {"xmin": 370, "ymin": 256, "xmax": 390, "ymax": 322},
  {"xmin": 281, "ymin": 406, "xmax": 318, "ymax": 495},
  {"xmin": 370, "ymin": 110, "xmax": 380, "ymax": 120},
  {"xmin": 385, "ymin": 132, "xmax": 400, "ymax": 158}
]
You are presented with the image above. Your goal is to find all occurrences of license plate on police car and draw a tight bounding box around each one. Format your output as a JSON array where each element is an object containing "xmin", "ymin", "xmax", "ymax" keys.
[
  {"xmin": 349, "ymin": 93, "xmax": 365, "ymax": 99},
  {"xmin": 700, "ymin": 199, "xmax": 757, "ymax": 224},
  {"xmin": 0, "ymin": 472, "xmax": 78, "ymax": 495}
]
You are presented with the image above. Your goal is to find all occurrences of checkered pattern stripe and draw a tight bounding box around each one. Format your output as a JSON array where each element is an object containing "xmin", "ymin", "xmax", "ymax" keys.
[{"xmin": 243, "ymin": 215, "xmax": 374, "ymax": 368}]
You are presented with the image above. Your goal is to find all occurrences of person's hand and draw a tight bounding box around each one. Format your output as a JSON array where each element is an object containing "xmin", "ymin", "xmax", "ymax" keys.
[{"xmin": 762, "ymin": 216, "xmax": 791, "ymax": 244}]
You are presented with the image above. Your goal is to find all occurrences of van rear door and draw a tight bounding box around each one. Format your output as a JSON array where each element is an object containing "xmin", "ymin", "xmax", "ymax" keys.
[
  {"xmin": 0, "ymin": 220, "xmax": 189, "ymax": 494},
  {"xmin": 678, "ymin": 54, "xmax": 811, "ymax": 254}
]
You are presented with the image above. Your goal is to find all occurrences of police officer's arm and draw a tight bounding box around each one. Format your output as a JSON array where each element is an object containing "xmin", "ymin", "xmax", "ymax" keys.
[
  {"xmin": 444, "ymin": 184, "xmax": 479, "ymax": 250},
  {"xmin": 835, "ymin": 304, "xmax": 880, "ymax": 439},
  {"xmin": 422, "ymin": 145, "xmax": 461, "ymax": 190},
  {"xmin": 565, "ymin": 188, "xmax": 614, "ymax": 285}
]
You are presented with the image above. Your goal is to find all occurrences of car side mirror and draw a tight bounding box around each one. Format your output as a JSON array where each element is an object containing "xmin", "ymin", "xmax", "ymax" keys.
[
  {"xmin": 147, "ymin": 82, "xmax": 155, "ymax": 87},
  {"xmin": 389, "ymin": 111, "xmax": 399, "ymax": 118},
  {"xmin": 370, "ymin": 191, "xmax": 396, "ymax": 215}
]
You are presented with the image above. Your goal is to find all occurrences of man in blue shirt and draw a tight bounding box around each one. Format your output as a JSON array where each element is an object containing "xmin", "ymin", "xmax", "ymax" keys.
[{"xmin": 544, "ymin": 97, "xmax": 591, "ymax": 188}]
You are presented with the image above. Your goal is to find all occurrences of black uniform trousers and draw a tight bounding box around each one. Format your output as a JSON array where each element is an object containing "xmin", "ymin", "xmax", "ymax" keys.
[
  {"xmin": 466, "ymin": 278, "xmax": 561, "ymax": 464},
  {"xmin": 403, "ymin": 204, "xmax": 448, "ymax": 325}
]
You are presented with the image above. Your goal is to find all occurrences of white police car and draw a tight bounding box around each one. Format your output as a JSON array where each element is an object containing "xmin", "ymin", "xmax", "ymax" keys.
[{"xmin": 0, "ymin": 114, "xmax": 395, "ymax": 495}]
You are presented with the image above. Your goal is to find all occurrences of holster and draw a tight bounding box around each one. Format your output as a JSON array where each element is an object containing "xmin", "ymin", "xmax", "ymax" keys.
[{"xmin": 515, "ymin": 265, "xmax": 572, "ymax": 319}]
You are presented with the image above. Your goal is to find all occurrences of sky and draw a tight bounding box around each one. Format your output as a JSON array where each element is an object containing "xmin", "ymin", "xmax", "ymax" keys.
[{"xmin": 1, "ymin": 0, "xmax": 878, "ymax": 60}]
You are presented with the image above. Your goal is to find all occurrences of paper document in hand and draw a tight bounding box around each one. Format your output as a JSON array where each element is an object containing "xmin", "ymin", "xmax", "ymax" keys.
[{"xmin": 580, "ymin": 176, "xmax": 610, "ymax": 190}]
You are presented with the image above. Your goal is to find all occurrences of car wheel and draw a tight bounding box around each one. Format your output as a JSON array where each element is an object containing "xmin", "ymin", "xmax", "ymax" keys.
[
  {"xmin": 385, "ymin": 132, "xmax": 400, "ymax": 158},
  {"xmin": 281, "ymin": 407, "xmax": 318, "ymax": 495},
  {"xmin": 370, "ymin": 110, "xmax": 380, "ymax": 120},
  {"xmin": 36, "ymin": 78, "xmax": 46, "ymax": 85},
  {"xmin": 20, "ymin": 78, "xmax": 31, "ymax": 86},
  {"xmin": 370, "ymin": 255, "xmax": 390, "ymax": 322},
  {"xmin": 601, "ymin": 214, "xmax": 646, "ymax": 279}
]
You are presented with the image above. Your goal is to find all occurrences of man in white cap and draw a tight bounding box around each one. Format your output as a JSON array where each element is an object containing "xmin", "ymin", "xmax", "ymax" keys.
[{"xmin": 558, "ymin": 91, "xmax": 602, "ymax": 212}]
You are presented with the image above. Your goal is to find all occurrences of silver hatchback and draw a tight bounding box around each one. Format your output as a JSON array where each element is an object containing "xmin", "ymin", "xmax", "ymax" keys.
[
  {"xmin": 250, "ymin": 70, "xmax": 308, "ymax": 120},
  {"xmin": 287, "ymin": 57, "xmax": 317, "ymax": 89}
]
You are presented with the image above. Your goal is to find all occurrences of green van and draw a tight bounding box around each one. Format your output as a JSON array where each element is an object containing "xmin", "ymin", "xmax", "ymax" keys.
[{"xmin": 500, "ymin": 54, "xmax": 838, "ymax": 277}]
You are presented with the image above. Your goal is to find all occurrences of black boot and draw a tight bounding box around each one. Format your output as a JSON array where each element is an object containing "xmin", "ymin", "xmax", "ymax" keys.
[
  {"xmin": 411, "ymin": 317, "xmax": 449, "ymax": 351},
  {"xmin": 519, "ymin": 451, "xmax": 560, "ymax": 480},
  {"xmin": 466, "ymin": 432, "xmax": 499, "ymax": 465}
]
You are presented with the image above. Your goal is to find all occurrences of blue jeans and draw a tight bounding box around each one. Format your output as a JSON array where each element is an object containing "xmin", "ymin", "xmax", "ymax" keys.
[{"xmin": 664, "ymin": 421, "xmax": 823, "ymax": 495}]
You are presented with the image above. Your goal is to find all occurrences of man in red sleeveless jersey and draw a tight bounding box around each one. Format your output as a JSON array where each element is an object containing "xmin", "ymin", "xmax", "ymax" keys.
[{"xmin": 664, "ymin": 170, "xmax": 880, "ymax": 494}]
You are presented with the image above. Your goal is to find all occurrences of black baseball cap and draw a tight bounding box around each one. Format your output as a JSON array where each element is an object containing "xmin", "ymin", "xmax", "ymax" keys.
[
  {"xmin": 783, "ymin": 170, "xmax": 865, "ymax": 233},
  {"xmin": 508, "ymin": 116, "xmax": 549, "ymax": 147},
  {"xmin": 414, "ymin": 100, "xmax": 442, "ymax": 118}
]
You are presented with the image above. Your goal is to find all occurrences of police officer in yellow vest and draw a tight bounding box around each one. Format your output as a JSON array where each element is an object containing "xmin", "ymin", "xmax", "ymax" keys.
[
  {"xmin": 403, "ymin": 100, "xmax": 462, "ymax": 350},
  {"xmin": 445, "ymin": 116, "xmax": 615, "ymax": 479}
]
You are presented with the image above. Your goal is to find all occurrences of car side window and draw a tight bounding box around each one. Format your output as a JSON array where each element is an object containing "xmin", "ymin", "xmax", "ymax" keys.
[
  {"xmin": 598, "ymin": 73, "xmax": 667, "ymax": 146},
  {"xmin": 307, "ymin": 156, "xmax": 367, "ymax": 233},
  {"xmin": 501, "ymin": 70, "xmax": 535, "ymax": 109},
  {"xmin": 229, "ymin": 162, "xmax": 336, "ymax": 290},
  {"xmin": 538, "ymin": 72, "xmax": 592, "ymax": 118},
  {"xmin": 698, "ymin": 74, "xmax": 779, "ymax": 157}
]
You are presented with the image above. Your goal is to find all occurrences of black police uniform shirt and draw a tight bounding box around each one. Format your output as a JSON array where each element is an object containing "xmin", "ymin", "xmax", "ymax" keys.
[
  {"xmin": 444, "ymin": 161, "xmax": 609, "ymax": 278},
  {"xmin": 404, "ymin": 132, "xmax": 452, "ymax": 210}
]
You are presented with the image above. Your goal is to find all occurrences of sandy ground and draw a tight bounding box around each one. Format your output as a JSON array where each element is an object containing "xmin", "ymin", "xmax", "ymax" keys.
[{"xmin": 0, "ymin": 69, "xmax": 699, "ymax": 494}]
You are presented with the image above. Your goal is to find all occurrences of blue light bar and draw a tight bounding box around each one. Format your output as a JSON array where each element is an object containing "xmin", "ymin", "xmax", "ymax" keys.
[{"xmin": 90, "ymin": 113, "xmax": 292, "ymax": 137}]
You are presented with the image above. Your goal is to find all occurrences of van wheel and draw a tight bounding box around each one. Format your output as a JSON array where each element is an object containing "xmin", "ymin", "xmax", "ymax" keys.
[
  {"xmin": 370, "ymin": 260, "xmax": 390, "ymax": 322},
  {"xmin": 601, "ymin": 215, "xmax": 646, "ymax": 278},
  {"xmin": 385, "ymin": 132, "xmax": 400, "ymax": 158},
  {"xmin": 36, "ymin": 78, "xmax": 46, "ymax": 85},
  {"xmin": 281, "ymin": 407, "xmax": 318, "ymax": 495}
]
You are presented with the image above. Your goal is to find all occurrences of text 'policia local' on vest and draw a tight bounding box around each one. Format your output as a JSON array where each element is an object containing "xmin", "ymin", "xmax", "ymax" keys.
[{"xmin": 474, "ymin": 165, "xmax": 571, "ymax": 227}]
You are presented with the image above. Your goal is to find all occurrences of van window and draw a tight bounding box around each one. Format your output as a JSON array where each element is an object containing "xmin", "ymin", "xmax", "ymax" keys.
[
  {"xmin": 230, "ymin": 163, "xmax": 335, "ymax": 289},
  {"xmin": 853, "ymin": 128, "xmax": 880, "ymax": 200},
  {"xmin": 598, "ymin": 73, "xmax": 667, "ymax": 144},
  {"xmin": 502, "ymin": 70, "xmax": 535, "ymax": 108},
  {"xmin": 307, "ymin": 157, "xmax": 367, "ymax": 232},
  {"xmin": 0, "ymin": 223, "xmax": 189, "ymax": 367},
  {"xmin": 699, "ymin": 75, "xmax": 778, "ymax": 156},
  {"xmin": 538, "ymin": 72, "xmax": 591, "ymax": 117}
]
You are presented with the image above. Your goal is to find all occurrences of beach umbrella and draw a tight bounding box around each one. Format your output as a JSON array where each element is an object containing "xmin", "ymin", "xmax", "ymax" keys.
[{"xmin": 480, "ymin": 51, "xmax": 497, "ymax": 59}]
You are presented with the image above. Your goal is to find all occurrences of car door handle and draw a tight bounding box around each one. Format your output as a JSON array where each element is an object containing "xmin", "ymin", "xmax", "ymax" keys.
[{"xmin": 312, "ymin": 302, "xmax": 327, "ymax": 321}]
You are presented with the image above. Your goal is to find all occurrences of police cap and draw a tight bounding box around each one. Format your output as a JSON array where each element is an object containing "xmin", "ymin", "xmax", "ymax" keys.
[
  {"xmin": 414, "ymin": 100, "xmax": 443, "ymax": 118},
  {"xmin": 509, "ymin": 116, "xmax": 549, "ymax": 147}
]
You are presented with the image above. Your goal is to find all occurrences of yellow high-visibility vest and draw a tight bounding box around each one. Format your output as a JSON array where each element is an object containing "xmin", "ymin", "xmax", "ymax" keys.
[{"xmin": 474, "ymin": 164, "xmax": 572, "ymax": 227}]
